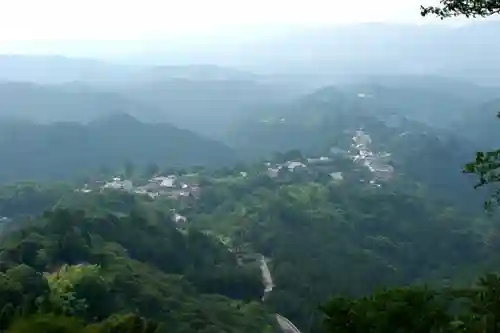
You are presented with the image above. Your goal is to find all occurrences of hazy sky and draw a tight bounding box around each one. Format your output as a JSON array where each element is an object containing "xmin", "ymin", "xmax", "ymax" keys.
[{"xmin": 1, "ymin": 0, "xmax": 437, "ymax": 41}]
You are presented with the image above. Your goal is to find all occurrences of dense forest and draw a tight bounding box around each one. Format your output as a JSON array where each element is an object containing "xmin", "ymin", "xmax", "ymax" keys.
[
  {"xmin": 2, "ymin": 77, "xmax": 500, "ymax": 332},
  {"xmin": 183, "ymin": 162, "xmax": 497, "ymax": 332},
  {"xmin": 1, "ymin": 79, "xmax": 500, "ymax": 332},
  {"xmin": 0, "ymin": 137, "xmax": 498, "ymax": 332},
  {"xmin": 0, "ymin": 195, "xmax": 275, "ymax": 333}
]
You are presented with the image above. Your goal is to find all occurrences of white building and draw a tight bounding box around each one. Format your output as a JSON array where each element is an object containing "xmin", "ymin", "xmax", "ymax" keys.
[
  {"xmin": 160, "ymin": 178, "xmax": 175, "ymax": 187},
  {"xmin": 286, "ymin": 161, "xmax": 306, "ymax": 172},
  {"xmin": 267, "ymin": 167, "xmax": 281, "ymax": 178},
  {"xmin": 103, "ymin": 179, "xmax": 133, "ymax": 192},
  {"xmin": 329, "ymin": 172, "xmax": 344, "ymax": 182},
  {"xmin": 172, "ymin": 213, "xmax": 187, "ymax": 223}
]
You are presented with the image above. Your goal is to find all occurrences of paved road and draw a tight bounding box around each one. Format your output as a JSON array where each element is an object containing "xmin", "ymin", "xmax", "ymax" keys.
[
  {"xmin": 260, "ymin": 256, "xmax": 274, "ymax": 299},
  {"xmin": 259, "ymin": 255, "xmax": 302, "ymax": 333},
  {"xmin": 276, "ymin": 314, "xmax": 302, "ymax": 333}
]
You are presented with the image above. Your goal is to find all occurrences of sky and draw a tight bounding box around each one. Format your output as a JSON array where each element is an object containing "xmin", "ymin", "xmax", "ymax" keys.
[
  {"xmin": 0, "ymin": 0, "xmax": 438, "ymax": 41},
  {"xmin": 0, "ymin": 0, "xmax": 467, "ymax": 57}
]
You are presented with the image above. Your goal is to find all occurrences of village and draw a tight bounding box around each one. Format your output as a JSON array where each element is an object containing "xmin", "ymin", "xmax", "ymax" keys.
[
  {"xmin": 76, "ymin": 129, "xmax": 395, "ymax": 199},
  {"xmin": 77, "ymin": 173, "xmax": 201, "ymax": 200}
]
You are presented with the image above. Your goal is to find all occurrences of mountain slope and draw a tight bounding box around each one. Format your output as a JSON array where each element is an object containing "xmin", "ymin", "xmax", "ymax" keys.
[
  {"xmin": 184, "ymin": 164, "xmax": 492, "ymax": 332},
  {"xmin": 0, "ymin": 114, "xmax": 239, "ymax": 182},
  {"xmin": 227, "ymin": 85, "xmax": 484, "ymax": 208},
  {"xmin": 0, "ymin": 199, "xmax": 275, "ymax": 333},
  {"xmin": 336, "ymin": 77, "xmax": 497, "ymax": 128}
]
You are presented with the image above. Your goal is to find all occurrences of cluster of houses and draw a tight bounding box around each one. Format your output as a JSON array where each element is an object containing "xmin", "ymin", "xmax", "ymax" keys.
[
  {"xmin": 350, "ymin": 130, "xmax": 394, "ymax": 183},
  {"xmin": 74, "ymin": 130, "xmax": 391, "ymax": 203},
  {"xmin": 262, "ymin": 129, "xmax": 394, "ymax": 186},
  {"xmin": 77, "ymin": 174, "xmax": 200, "ymax": 200},
  {"xmin": 266, "ymin": 161, "xmax": 308, "ymax": 178},
  {"xmin": 264, "ymin": 156, "xmax": 346, "ymax": 183},
  {"xmin": 133, "ymin": 175, "xmax": 200, "ymax": 200}
]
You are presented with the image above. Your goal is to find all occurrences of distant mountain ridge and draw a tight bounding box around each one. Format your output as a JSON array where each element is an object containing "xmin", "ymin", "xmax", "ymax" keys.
[
  {"xmin": 0, "ymin": 55, "xmax": 140, "ymax": 84},
  {"xmin": 0, "ymin": 68, "xmax": 301, "ymax": 138},
  {"xmin": 0, "ymin": 82, "xmax": 165, "ymax": 123},
  {"xmin": 3, "ymin": 21, "xmax": 500, "ymax": 86},
  {"xmin": 0, "ymin": 56, "xmax": 262, "ymax": 84}
]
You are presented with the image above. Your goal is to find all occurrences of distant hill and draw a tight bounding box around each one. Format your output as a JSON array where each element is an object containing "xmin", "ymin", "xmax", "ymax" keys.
[
  {"xmin": 108, "ymin": 77, "xmax": 296, "ymax": 138},
  {"xmin": 226, "ymin": 76, "xmax": 500, "ymax": 152},
  {"xmin": 131, "ymin": 64, "xmax": 260, "ymax": 82},
  {"xmin": 106, "ymin": 22, "xmax": 500, "ymax": 86},
  {"xmin": 226, "ymin": 85, "xmax": 483, "ymax": 207},
  {"xmin": 0, "ymin": 55, "xmax": 260, "ymax": 84},
  {"xmin": 0, "ymin": 55, "xmax": 140, "ymax": 84},
  {"xmin": 226, "ymin": 82, "xmax": 481, "ymax": 155},
  {"xmin": 0, "ymin": 67, "xmax": 301, "ymax": 138},
  {"xmin": 223, "ymin": 22, "xmax": 500, "ymax": 86},
  {"xmin": 335, "ymin": 77, "xmax": 498, "ymax": 128},
  {"xmin": 0, "ymin": 113, "xmax": 239, "ymax": 182},
  {"xmin": 0, "ymin": 82, "xmax": 166, "ymax": 123},
  {"xmin": 4, "ymin": 22, "xmax": 500, "ymax": 87}
]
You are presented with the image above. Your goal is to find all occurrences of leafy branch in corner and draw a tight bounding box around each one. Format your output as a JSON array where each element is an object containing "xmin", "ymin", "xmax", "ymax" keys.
[
  {"xmin": 421, "ymin": 0, "xmax": 500, "ymax": 18},
  {"xmin": 463, "ymin": 111, "xmax": 500, "ymax": 210}
]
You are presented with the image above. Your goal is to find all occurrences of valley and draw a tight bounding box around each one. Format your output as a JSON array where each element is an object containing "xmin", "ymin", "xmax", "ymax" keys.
[
  {"xmin": 0, "ymin": 73, "xmax": 499, "ymax": 332},
  {"xmin": 2, "ymin": 8, "xmax": 500, "ymax": 332}
]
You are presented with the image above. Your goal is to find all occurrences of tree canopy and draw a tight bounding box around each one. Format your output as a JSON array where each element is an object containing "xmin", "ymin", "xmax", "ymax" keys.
[{"xmin": 421, "ymin": 0, "xmax": 500, "ymax": 18}]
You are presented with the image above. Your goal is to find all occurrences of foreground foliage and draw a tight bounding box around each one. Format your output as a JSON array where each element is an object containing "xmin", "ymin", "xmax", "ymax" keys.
[
  {"xmin": 0, "ymin": 205, "xmax": 274, "ymax": 333},
  {"xmin": 421, "ymin": 0, "xmax": 500, "ymax": 18},
  {"xmin": 322, "ymin": 274, "xmax": 500, "ymax": 333}
]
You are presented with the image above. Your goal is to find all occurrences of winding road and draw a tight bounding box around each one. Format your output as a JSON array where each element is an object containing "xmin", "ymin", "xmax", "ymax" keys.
[
  {"xmin": 276, "ymin": 314, "xmax": 303, "ymax": 333},
  {"xmin": 260, "ymin": 256, "xmax": 274, "ymax": 299},
  {"xmin": 259, "ymin": 255, "xmax": 302, "ymax": 333}
]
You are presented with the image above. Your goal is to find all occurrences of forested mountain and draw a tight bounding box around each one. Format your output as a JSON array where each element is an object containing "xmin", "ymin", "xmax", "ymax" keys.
[
  {"xmin": 227, "ymin": 85, "xmax": 488, "ymax": 205},
  {"xmin": 336, "ymin": 77, "xmax": 498, "ymax": 128},
  {"xmin": 0, "ymin": 108, "xmax": 498, "ymax": 333},
  {"xmin": 147, "ymin": 144, "xmax": 494, "ymax": 332},
  {"xmin": 227, "ymin": 79, "xmax": 498, "ymax": 154},
  {"xmin": 0, "ymin": 73, "xmax": 498, "ymax": 333},
  {"xmin": 0, "ymin": 150, "xmax": 497, "ymax": 333},
  {"xmin": 0, "ymin": 195, "xmax": 275, "ymax": 333},
  {"xmin": 0, "ymin": 113, "xmax": 238, "ymax": 183},
  {"xmin": 4, "ymin": 2, "xmax": 500, "ymax": 332},
  {"xmin": 3, "ymin": 29, "xmax": 500, "ymax": 333}
]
